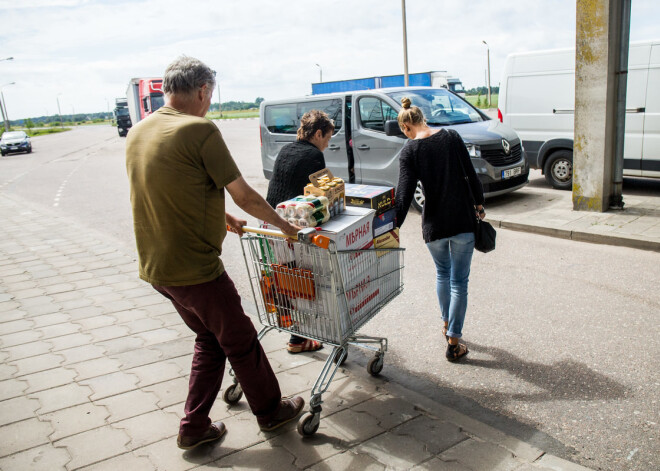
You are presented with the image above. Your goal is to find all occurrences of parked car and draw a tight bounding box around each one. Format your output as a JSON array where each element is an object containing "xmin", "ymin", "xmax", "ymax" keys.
[
  {"xmin": 260, "ymin": 87, "xmax": 528, "ymax": 211},
  {"xmin": 1, "ymin": 131, "xmax": 32, "ymax": 156}
]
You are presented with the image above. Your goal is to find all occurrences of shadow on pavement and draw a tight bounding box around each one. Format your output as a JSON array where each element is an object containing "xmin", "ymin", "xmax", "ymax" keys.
[{"xmin": 466, "ymin": 343, "xmax": 629, "ymax": 402}]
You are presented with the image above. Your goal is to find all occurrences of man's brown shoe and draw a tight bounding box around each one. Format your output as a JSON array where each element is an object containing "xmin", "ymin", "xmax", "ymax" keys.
[
  {"xmin": 257, "ymin": 396, "xmax": 305, "ymax": 432},
  {"xmin": 177, "ymin": 421, "xmax": 226, "ymax": 450}
]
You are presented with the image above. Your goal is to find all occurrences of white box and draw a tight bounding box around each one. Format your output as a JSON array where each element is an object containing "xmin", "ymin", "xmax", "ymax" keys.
[{"xmin": 318, "ymin": 207, "xmax": 375, "ymax": 251}]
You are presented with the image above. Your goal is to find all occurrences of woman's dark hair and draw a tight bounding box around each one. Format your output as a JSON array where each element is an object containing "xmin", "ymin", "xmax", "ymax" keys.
[{"xmin": 297, "ymin": 110, "xmax": 334, "ymax": 141}]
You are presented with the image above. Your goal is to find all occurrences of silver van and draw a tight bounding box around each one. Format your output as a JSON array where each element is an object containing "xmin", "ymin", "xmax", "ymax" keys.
[{"xmin": 260, "ymin": 87, "xmax": 528, "ymax": 210}]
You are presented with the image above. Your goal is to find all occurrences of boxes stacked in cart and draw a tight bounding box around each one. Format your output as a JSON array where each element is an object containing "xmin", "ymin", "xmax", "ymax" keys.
[{"xmin": 256, "ymin": 169, "xmax": 403, "ymax": 344}]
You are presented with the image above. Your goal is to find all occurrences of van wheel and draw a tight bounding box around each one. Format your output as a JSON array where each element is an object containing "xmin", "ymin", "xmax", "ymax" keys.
[
  {"xmin": 411, "ymin": 181, "xmax": 424, "ymax": 212},
  {"xmin": 543, "ymin": 150, "xmax": 573, "ymax": 190}
]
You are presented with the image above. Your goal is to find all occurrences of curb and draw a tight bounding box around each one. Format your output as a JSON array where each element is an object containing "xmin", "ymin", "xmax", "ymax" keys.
[
  {"xmin": 489, "ymin": 219, "xmax": 660, "ymax": 252},
  {"xmin": 383, "ymin": 381, "xmax": 594, "ymax": 470}
]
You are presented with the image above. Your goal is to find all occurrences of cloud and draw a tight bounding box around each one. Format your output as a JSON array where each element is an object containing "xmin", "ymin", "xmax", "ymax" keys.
[{"xmin": 1, "ymin": 0, "xmax": 659, "ymax": 120}]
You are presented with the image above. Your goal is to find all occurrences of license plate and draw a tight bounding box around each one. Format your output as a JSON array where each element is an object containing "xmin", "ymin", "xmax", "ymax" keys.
[
  {"xmin": 502, "ymin": 166, "xmax": 522, "ymax": 179},
  {"xmin": 10, "ymin": 146, "xmax": 18, "ymax": 150}
]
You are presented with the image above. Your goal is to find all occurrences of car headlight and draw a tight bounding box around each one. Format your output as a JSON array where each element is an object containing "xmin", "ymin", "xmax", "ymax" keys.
[{"xmin": 465, "ymin": 143, "xmax": 481, "ymax": 158}]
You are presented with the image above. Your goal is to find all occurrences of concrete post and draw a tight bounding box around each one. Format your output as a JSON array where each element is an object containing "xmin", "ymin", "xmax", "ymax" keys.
[{"xmin": 573, "ymin": 0, "xmax": 629, "ymax": 212}]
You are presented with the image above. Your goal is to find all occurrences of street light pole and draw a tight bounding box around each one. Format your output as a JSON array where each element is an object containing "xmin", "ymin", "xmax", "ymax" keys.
[
  {"xmin": 0, "ymin": 94, "xmax": 6, "ymax": 132},
  {"xmin": 0, "ymin": 82, "xmax": 15, "ymax": 132},
  {"xmin": 216, "ymin": 82, "xmax": 222, "ymax": 117},
  {"xmin": 482, "ymin": 40, "xmax": 491, "ymax": 107},
  {"xmin": 401, "ymin": 0, "xmax": 409, "ymax": 86},
  {"xmin": 56, "ymin": 94, "xmax": 63, "ymax": 129},
  {"xmin": 315, "ymin": 63, "xmax": 322, "ymax": 83}
]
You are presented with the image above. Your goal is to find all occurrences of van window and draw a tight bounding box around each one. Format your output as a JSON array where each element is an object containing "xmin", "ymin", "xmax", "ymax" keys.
[
  {"xmin": 264, "ymin": 99, "xmax": 342, "ymax": 134},
  {"xmin": 388, "ymin": 89, "xmax": 483, "ymax": 125},
  {"xmin": 358, "ymin": 97, "xmax": 398, "ymax": 132}
]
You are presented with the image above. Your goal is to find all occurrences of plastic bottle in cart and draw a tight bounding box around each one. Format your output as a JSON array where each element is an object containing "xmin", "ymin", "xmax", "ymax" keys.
[
  {"xmin": 298, "ymin": 207, "xmax": 329, "ymax": 227},
  {"xmin": 295, "ymin": 196, "xmax": 329, "ymax": 218},
  {"xmin": 275, "ymin": 202, "xmax": 288, "ymax": 217},
  {"xmin": 283, "ymin": 196, "xmax": 308, "ymax": 218}
]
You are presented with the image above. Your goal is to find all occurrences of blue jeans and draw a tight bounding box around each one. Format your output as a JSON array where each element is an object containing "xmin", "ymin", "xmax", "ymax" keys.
[{"xmin": 426, "ymin": 232, "xmax": 475, "ymax": 340}]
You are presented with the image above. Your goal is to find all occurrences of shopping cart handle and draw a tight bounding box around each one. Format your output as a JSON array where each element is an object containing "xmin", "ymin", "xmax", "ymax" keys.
[{"xmin": 228, "ymin": 225, "xmax": 331, "ymax": 249}]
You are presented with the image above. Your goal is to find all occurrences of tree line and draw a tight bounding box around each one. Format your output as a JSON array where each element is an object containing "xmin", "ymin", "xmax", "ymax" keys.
[
  {"xmin": 210, "ymin": 98, "xmax": 264, "ymax": 112},
  {"xmin": 465, "ymin": 86, "xmax": 500, "ymax": 96}
]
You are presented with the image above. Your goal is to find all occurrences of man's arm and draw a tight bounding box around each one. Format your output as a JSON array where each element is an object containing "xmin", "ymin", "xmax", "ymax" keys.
[{"xmin": 226, "ymin": 176, "xmax": 300, "ymax": 237}]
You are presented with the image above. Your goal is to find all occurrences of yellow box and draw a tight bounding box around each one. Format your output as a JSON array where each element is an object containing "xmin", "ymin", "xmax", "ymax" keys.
[{"xmin": 373, "ymin": 228, "xmax": 400, "ymax": 250}]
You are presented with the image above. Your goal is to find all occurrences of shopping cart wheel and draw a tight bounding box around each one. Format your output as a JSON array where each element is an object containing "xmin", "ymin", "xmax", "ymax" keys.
[
  {"xmin": 222, "ymin": 384, "xmax": 243, "ymax": 405},
  {"xmin": 367, "ymin": 355, "xmax": 384, "ymax": 376},
  {"xmin": 333, "ymin": 349, "xmax": 347, "ymax": 366},
  {"xmin": 297, "ymin": 412, "xmax": 320, "ymax": 437}
]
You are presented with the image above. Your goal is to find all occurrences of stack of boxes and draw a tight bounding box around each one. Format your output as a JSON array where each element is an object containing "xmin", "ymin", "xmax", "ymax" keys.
[
  {"xmin": 344, "ymin": 183, "xmax": 400, "ymax": 248},
  {"xmin": 266, "ymin": 171, "xmax": 402, "ymax": 341}
]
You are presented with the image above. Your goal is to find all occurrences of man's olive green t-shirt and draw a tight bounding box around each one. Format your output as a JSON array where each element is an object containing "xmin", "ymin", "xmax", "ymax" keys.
[{"xmin": 125, "ymin": 106, "xmax": 241, "ymax": 286}]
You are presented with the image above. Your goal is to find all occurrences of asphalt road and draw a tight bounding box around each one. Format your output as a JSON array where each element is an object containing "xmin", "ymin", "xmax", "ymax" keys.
[{"xmin": 1, "ymin": 123, "xmax": 658, "ymax": 471}]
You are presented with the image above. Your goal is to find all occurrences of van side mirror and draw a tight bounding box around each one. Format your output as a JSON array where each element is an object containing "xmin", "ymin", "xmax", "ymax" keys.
[{"xmin": 385, "ymin": 120, "xmax": 405, "ymax": 137}]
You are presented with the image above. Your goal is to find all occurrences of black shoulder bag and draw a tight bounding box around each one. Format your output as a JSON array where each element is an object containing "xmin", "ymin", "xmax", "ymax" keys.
[{"xmin": 456, "ymin": 151, "xmax": 496, "ymax": 253}]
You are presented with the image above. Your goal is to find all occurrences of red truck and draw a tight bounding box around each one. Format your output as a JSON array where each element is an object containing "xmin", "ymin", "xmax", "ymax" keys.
[{"xmin": 126, "ymin": 77, "xmax": 164, "ymax": 125}]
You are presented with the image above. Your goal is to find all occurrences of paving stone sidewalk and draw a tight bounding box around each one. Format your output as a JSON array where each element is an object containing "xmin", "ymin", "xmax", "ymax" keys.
[{"xmin": 0, "ymin": 193, "xmax": 592, "ymax": 470}]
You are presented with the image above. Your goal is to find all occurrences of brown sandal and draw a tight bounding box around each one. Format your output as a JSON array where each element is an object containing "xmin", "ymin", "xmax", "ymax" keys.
[
  {"xmin": 446, "ymin": 342, "xmax": 468, "ymax": 362},
  {"xmin": 287, "ymin": 339, "xmax": 323, "ymax": 354}
]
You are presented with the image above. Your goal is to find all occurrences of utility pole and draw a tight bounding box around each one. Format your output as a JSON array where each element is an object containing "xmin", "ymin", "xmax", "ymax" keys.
[
  {"xmin": 401, "ymin": 0, "xmax": 409, "ymax": 86},
  {"xmin": 57, "ymin": 94, "xmax": 63, "ymax": 128},
  {"xmin": 0, "ymin": 95, "xmax": 6, "ymax": 132},
  {"xmin": 483, "ymin": 41, "xmax": 491, "ymax": 107},
  {"xmin": 0, "ymin": 58, "xmax": 13, "ymax": 131},
  {"xmin": 315, "ymin": 63, "xmax": 322, "ymax": 83},
  {"xmin": 0, "ymin": 82, "xmax": 15, "ymax": 131},
  {"xmin": 216, "ymin": 82, "xmax": 222, "ymax": 117}
]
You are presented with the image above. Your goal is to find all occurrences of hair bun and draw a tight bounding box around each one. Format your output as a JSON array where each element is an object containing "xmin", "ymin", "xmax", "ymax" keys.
[{"xmin": 401, "ymin": 97, "xmax": 412, "ymax": 109}]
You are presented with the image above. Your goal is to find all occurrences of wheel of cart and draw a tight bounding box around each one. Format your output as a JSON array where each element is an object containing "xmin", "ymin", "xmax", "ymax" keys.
[{"xmin": 222, "ymin": 226, "xmax": 404, "ymax": 437}]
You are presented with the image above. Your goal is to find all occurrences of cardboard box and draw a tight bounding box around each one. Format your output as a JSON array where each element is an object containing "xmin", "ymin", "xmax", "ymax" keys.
[
  {"xmin": 317, "ymin": 206, "xmax": 375, "ymax": 251},
  {"xmin": 373, "ymin": 228, "xmax": 400, "ymax": 251},
  {"xmin": 291, "ymin": 250, "xmax": 402, "ymax": 340},
  {"xmin": 344, "ymin": 183, "xmax": 395, "ymax": 215},
  {"xmin": 304, "ymin": 168, "xmax": 346, "ymax": 218},
  {"xmin": 373, "ymin": 207, "xmax": 397, "ymax": 237}
]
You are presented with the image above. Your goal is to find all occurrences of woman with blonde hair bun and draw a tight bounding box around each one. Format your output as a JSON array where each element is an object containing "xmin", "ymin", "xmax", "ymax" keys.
[{"xmin": 394, "ymin": 97, "xmax": 486, "ymax": 362}]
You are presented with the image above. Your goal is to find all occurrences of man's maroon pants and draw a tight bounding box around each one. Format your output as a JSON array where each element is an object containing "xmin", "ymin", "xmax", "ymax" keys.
[{"xmin": 153, "ymin": 272, "xmax": 281, "ymax": 437}]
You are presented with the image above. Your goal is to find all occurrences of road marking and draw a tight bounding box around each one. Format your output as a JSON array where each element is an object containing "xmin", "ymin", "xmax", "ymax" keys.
[
  {"xmin": 53, "ymin": 152, "xmax": 95, "ymax": 207},
  {"xmin": 0, "ymin": 171, "xmax": 30, "ymax": 190}
]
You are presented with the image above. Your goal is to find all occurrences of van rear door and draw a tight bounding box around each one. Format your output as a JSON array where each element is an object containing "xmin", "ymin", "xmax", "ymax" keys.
[
  {"xmin": 622, "ymin": 43, "xmax": 651, "ymax": 175},
  {"xmin": 642, "ymin": 43, "xmax": 660, "ymax": 177}
]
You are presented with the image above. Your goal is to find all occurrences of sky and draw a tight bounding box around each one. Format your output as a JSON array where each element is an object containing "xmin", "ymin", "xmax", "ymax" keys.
[{"xmin": 1, "ymin": 0, "xmax": 659, "ymax": 121}]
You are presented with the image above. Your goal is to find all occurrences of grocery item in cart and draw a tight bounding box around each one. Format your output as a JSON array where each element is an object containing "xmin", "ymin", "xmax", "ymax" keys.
[
  {"xmin": 373, "ymin": 208, "xmax": 397, "ymax": 237},
  {"xmin": 275, "ymin": 195, "xmax": 331, "ymax": 228},
  {"xmin": 304, "ymin": 168, "xmax": 345, "ymax": 218},
  {"xmin": 344, "ymin": 183, "xmax": 395, "ymax": 215}
]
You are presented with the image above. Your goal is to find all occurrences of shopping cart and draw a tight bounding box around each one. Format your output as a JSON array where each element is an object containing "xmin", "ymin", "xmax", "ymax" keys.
[{"xmin": 222, "ymin": 226, "xmax": 404, "ymax": 436}]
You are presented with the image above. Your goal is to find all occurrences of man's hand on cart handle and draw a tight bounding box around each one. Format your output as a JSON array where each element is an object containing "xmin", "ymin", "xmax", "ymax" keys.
[
  {"xmin": 278, "ymin": 220, "xmax": 301, "ymax": 238},
  {"xmin": 226, "ymin": 213, "xmax": 247, "ymax": 235}
]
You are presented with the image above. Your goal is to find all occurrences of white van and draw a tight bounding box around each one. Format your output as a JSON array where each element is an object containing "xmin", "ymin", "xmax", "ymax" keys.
[
  {"xmin": 261, "ymin": 87, "xmax": 528, "ymax": 210},
  {"xmin": 498, "ymin": 40, "xmax": 660, "ymax": 189}
]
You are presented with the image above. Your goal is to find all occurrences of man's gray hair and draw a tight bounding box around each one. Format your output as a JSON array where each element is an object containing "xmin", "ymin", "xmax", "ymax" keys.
[{"xmin": 163, "ymin": 56, "xmax": 216, "ymax": 95}]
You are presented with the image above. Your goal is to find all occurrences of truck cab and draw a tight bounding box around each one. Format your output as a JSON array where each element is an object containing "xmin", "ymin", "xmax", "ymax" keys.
[
  {"xmin": 126, "ymin": 78, "xmax": 164, "ymax": 125},
  {"xmin": 113, "ymin": 97, "xmax": 132, "ymax": 137}
]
